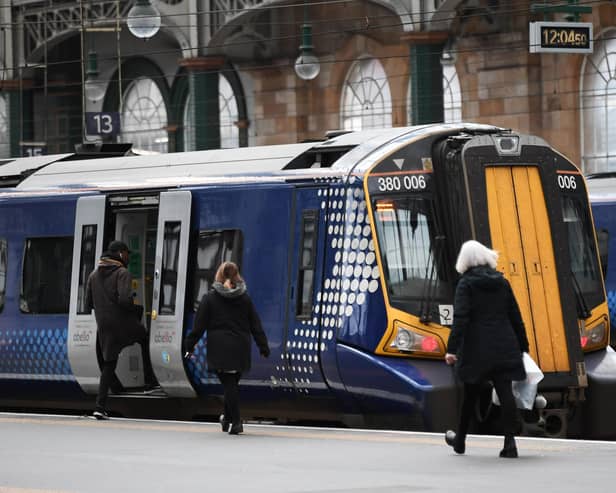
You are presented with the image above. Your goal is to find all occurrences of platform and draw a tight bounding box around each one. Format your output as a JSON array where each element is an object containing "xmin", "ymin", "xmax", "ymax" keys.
[{"xmin": 0, "ymin": 412, "xmax": 614, "ymax": 492}]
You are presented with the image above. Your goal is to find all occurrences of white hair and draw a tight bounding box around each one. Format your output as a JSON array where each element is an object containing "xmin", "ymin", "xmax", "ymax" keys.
[{"xmin": 455, "ymin": 240, "xmax": 499, "ymax": 274}]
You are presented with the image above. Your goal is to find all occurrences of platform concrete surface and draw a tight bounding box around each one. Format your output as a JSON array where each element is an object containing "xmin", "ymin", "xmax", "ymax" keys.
[{"xmin": 0, "ymin": 413, "xmax": 614, "ymax": 493}]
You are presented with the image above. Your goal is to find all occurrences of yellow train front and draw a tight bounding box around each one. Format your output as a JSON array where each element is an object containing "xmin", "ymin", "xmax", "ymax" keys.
[{"xmin": 357, "ymin": 125, "xmax": 613, "ymax": 438}]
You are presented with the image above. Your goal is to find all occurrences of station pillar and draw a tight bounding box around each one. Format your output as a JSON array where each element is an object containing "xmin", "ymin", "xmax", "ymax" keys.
[
  {"xmin": 403, "ymin": 32, "xmax": 448, "ymax": 125},
  {"xmin": 179, "ymin": 56, "xmax": 225, "ymax": 151}
]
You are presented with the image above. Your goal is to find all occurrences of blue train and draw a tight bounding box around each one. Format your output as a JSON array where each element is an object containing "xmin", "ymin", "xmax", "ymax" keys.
[
  {"xmin": 587, "ymin": 174, "xmax": 616, "ymax": 342},
  {"xmin": 1, "ymin": 124, "xmax": 615, "ymax": 438}
]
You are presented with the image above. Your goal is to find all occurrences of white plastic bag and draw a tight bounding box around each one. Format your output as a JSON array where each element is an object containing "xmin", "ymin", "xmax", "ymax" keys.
[{"xmin": 492, "ymin": 353, "xmax": 544, "ymax": 410}]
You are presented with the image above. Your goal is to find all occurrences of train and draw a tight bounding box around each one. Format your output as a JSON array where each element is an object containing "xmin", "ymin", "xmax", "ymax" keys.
[
  {"xmin": 587, "ymin": 173, "xmax": 616, "ymax": 344},
  {"xmin": 1, "ymin": 123, "xmax": 615, "ymax": 439}
]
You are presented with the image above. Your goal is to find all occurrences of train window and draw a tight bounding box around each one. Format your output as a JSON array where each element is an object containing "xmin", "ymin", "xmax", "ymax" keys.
[
  {"xmin": 159, "ymin": 221, "xmax": 181, "ymax": 315},
  {"xmin": 77, "ymin": 225, "xmax": 97, "ymax": 314},
  {"xmin": 20, "ymin": 237, "xmax": 73, "ymax": 314},
  {"xmin": 0, "ymin": 239, "xmax": 6, "ymax": 313},
  {"xmin": 561, "ymin": 196, "xmax": 604, "ymax": 310},
  {"xmin": 297, "ymin": 211, "xmax": 318, "ymax": 318},
  {"xmin": 373, "ymin": 197, "xmax": 447, "ymax": 300},
  {"xmin": 192, "ymin": 229, "xmax": 243, "ymax": 310}
]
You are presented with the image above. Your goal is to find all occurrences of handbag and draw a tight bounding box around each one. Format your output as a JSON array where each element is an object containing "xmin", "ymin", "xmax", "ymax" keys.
[{"xmin": 492, "ymin": 353, "xmax": 544, "ymax": 410}]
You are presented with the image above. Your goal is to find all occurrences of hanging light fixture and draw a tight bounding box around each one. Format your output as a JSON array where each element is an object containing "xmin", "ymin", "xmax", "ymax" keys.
[
  {"xmin": 84, "ymin": 51, "xmax": 106, "ymax": 103},
  {"xmin": 127, "ymin": 0, "xmax": 161, "ymax": 40},
  {"xmin": 294, "ymin": 23, "xmax": 320, "ymax": 81}
]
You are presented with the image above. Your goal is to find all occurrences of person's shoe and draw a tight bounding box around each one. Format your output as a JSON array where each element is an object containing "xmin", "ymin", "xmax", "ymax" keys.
[
  {"xmin": 219, "ymin": 414, "xmax": 230, "ymax": 432},
  {"xmin": 93, "ymin": 409, "xmax": 109, "ymax": 420},
  {"xmin": 499, "ymin": 435, "xmax": 518, "ymax": 458},
  {"xmin": 445, "ymin": 430, "xmax": 465, "ymax": 454},
  {"xmin": 228, "ymin": 422, "xmax": 244, "ymax": 435}
]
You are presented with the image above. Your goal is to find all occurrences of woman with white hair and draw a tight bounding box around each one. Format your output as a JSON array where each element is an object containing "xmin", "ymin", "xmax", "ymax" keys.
[{"xmin": 444, "ymin": 240, "xmax": 529, "ymax": 458}]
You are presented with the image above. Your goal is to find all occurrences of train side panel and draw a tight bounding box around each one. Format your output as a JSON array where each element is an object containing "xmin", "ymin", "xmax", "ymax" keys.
[{"xmin": 0, "ymin": 195, "xmax": 82, "ymax": 398}]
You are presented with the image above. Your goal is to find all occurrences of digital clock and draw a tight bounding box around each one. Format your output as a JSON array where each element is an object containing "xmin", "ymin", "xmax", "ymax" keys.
[{"xmin": 529, "ymin": 21, "xmax": 593, "ymax": 54}]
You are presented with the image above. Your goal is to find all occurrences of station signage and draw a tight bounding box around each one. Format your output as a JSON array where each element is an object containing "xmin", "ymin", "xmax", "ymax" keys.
[
  {"xmin": 20, "ymin": 142, "xmax": 47, "ymax": 157},
  {"xmin": 529, "ymin": 21, "xmax": 593, "ymax": 54},
  {"xmin": 85, "ymin": 112, "xmax": 121, "ymax": 137}
]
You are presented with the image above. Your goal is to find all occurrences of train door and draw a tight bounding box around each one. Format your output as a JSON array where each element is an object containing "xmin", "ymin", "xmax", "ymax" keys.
[
  {"xmin": 67, "ymin": 195, "xmax": 106, "ymax": 393},
  {"xmin": 284, "ymin": 186, "xmax": 329, "ymax": 396},
  {"xmin": 485, "ymin": 166, "xmax": 570, "ymax": 373},
  {"xmin": 149, "ymin": 191, "xmax": 195, "ymax": 396}
]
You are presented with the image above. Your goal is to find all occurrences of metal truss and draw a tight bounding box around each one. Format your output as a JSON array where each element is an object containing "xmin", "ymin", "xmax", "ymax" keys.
[{"xmin": 17, "ymin": 0, "xmax": 132, "ymax": 60}]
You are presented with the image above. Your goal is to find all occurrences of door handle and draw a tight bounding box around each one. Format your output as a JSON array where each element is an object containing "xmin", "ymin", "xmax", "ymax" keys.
[
  {"xmin": 151, "ymin": 309, "xmax": 158, "ymax": 320},
  {"xmin": 533, "ymin": 261, "xmax": 541, "ymax": 274},
  {"xmin": 510, "ymin": 262, "xmax": 518, "ymax": 275}
]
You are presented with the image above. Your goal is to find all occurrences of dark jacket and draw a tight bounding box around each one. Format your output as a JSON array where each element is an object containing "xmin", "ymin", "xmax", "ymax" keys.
[
  {"xmin": 85, "ymin": 253, "xmax": 146, "ymax": 361},
  {"xmin": 447, "ymin": 265, "xmax": 529, "ymax": 383},
  {"xmin": 184, "ymin": 282, "xmax": 270, "ymax": 373}
]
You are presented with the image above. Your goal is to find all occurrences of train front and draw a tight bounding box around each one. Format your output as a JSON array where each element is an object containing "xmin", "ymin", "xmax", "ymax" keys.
[{"xmin": 333, "ymin": 126, "xmax": 616, "ymax": 438}]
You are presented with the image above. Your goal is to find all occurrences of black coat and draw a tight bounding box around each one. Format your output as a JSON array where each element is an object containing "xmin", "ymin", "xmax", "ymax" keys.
[
  {"xmin": 184, "ymin": 286, "xmax": 269, "ymax": 373},
  {"xmin": 447, "ymin": 266, "xmax": 529, "ymax": 383},
  {"xmin": 85, "ymin": 255, "xmax": 146, "ymax": 361}
]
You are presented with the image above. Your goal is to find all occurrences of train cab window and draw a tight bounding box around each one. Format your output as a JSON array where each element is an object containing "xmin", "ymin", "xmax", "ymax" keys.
[
  {"xmin": 77, "ymin": 225, "xmax": 97, "ymax": 314},
  {"xmin": 297, "ymin": 211, "xmax": 318, "ymax": 318},
  {"xmin": 561, "ymin": 196, "xmax": 604, "ymax": 310},
  {"xmin": 373, "ymin": 197, "xmax": 447, "ymax": 301},
  {"xmin": 0, "ymin": 239, "xmax": 6, "ymax": 313},
  {"xmin": 192, "ymin": 229, "xmax": 243, "ymax": 310},
  {"xmin": 20, "ymin": 237, "xmax": 73, "ymax": 314},
  {"xmin": 160, "ymin": 221, "xmax": 181, "ymax": 315}
]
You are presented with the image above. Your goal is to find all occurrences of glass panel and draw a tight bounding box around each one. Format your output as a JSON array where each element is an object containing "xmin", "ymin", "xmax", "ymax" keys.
[
  {"xmin": 341, "ymin": 58, "xmax": 392, "ymax": 131},
  {"xmin": 21, "ymin": 237, "xmax": 73, "ymax": 314},
  {"xmin": 159, "ymin": 221, "xmax": 180, "ymax": 315},
  {"xmin": 297, "ymin": 211, "xmax": 318, "ymax": 317},
  {"xmin": 373, "ymin": 197, "xmax": 447, "ymax": 299},
  {"xmin": 0, "ymin": 94, "xmax": 8, "ymax": 158},
  {"xmin": 77, "ymin": 225, "xmax": 97, "ymax": 314},
  {"xmin": 561, "ymin": 196, "xmax": 603, "ymax": 311},
  {"xmin": 0, "ymin": 239, "xmax": 6, "ymax": 312},
  {"xmin": 121, "ymin": 77, "xmax": 168, "ymax": 154},
  {"xmin": 192, "ymin": 230, "xmax": 243, "ymax": 309}
]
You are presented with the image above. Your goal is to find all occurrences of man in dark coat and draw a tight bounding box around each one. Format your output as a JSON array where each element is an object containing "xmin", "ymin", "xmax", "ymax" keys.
[
  {"xmin": 445, "ymin": 240, "xmax": 529, "ymax": 458},
  {"xmin": 86, "ymin": 240, "xmax": 157, "ymax": 419},
  {"xmin": 184, "ymin": 261, "xmax": 270, "ymax": 435}
]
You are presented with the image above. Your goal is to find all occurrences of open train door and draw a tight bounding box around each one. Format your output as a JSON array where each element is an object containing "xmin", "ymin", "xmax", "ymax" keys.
[
  {"xmin": 67, "ymin": 195, "xmax": 106, "ymax": 393},
  {"xmin": 149, "ymin": 191, "xmax": 196, "ymax": 397}
]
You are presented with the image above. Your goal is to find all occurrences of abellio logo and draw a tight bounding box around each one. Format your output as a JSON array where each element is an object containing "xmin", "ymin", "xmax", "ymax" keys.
[
  {"xmin": 154, "ymin": 331, "xmax": 175, "ymax": 344},
  {"xmin": 73, "ymin": 330, "xmax": 92, "ymax": 343}
]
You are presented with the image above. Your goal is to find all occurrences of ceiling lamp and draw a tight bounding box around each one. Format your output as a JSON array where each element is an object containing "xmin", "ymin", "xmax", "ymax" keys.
[
  {"xmin": 84, "ymin": 51, "xmax": 106, "ymax": 103},
  {"xmin": 294, "ymin": 24, "xmax": 320, "ymax": 81},
  {"xmin": 127, "ymin": 0, "xmax": 161, "ymax": 40}
]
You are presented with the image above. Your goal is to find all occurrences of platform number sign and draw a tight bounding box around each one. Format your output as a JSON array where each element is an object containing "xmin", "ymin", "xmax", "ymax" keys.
[
  {"xmin": 20, "ymin": 142, "xmax": 47, "ymax": 157},
  {"xmin": 85, "ymin": 112, "xmax": 120, "ymax": 137}
]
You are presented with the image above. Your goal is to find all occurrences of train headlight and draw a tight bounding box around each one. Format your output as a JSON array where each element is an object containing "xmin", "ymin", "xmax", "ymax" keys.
[
  {"xmin": 389, "ymin": 324, "xmax": 443, "ymax": 355},
  {"xmin": 581, "ymin": 317, "xmax": 608, "ymax": 351}
]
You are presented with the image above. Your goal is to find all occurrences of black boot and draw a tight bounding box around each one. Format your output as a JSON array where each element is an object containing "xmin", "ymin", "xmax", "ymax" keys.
[
  {"xmin": 445, "ymin": 430, "xmax": 465, "ymax": 454},
  {"xmin": 499, "ymin": 435, "xmax": 518, "ymax": 458}
]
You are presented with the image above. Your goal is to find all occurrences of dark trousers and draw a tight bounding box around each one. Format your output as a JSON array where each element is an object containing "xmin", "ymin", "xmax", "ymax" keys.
[
  {"xmin": 95, "ymin": 334, "xmax": 158, "ymax": 411},
  {"xmin": 96, "ymin": 358, "xmax": 118, "ymax": 411},
  {"xmin": 458, "ymin": 376, "xmax": 518, "ymax": 439},
  {"xmin": 217, "ymin": 371, "xmax": 242, "ymax": 425}
]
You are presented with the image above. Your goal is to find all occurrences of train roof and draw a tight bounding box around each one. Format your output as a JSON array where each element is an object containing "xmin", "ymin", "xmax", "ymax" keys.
[
  {"xmin": 0, "ymin": 124, "xmax": 502, "ymax": 196},
  {"xmin": 586, "ymin": 173, "xmax": 616, "ymax": 202}
]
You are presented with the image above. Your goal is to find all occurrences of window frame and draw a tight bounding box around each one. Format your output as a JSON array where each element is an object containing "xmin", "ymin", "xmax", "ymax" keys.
[{"xmin": 296, "ymin": 210, "xmax": 319, "ymax": 319}]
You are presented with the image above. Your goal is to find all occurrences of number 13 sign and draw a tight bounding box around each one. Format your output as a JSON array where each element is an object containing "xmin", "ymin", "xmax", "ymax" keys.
[{"xmin": 85, "ymin": 112, "xmax": 121, "ymax": 137}]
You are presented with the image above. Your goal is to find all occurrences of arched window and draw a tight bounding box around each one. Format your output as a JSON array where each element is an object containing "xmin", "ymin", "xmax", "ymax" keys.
[
  {"xmin": 121, "ymin": 77, "xmax": 168, "ymax": 153},
  {"xmin": 341, "ymin": 58, "xmax": 392, "ymax": 131},
  {"xmin": 442, "ymin": 62, "xmax": 462, "ymax": 123},
  {"xmin": 0, "ymin": 94, "xmax": 8, "ymax": 158},
  {"xmin": 581, "ymin": 29, "xmax": 616, "ymax": 173},
  {"xmin": 183, "ymin": 74, "xmax": 239, "ymax": 151}
]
